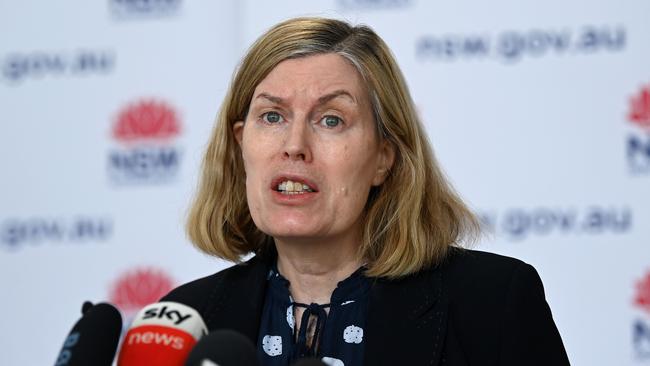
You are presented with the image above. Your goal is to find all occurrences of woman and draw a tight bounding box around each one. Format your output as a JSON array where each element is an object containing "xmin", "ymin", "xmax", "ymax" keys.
[{"xmin": 163, "ymin": 17, "xmax": 570, "ymax": 365}]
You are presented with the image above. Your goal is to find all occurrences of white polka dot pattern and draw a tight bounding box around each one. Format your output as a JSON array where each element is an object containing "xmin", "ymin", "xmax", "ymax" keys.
[
  {"xmin": 322, "ymin": 356, "xmax": 345, "ymax": 366},
  {"xmin": 262, "ymin": 335, "xmax": 282, "ymax": 356},
  {"xmin": 343, "ymin": 325, "xmax": 363, "ymax": 344},
  {"xmin": 286, "ymin": 305, "xmax": 294, "ymax": 330}
]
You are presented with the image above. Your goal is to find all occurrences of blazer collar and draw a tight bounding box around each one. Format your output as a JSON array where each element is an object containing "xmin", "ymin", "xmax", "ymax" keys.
[
  {"xmin": 202, "ymin": 254, "xmax": 271, "ymax": 341},
  {"xmin": 206, "ymin": 253, "xmax": 449, "ymax": 365}
]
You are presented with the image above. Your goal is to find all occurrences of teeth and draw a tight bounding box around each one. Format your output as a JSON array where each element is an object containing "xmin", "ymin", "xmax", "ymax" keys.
[{"xmin": 276, "ymin": 180, "xmax": 314, "ymax": 194}]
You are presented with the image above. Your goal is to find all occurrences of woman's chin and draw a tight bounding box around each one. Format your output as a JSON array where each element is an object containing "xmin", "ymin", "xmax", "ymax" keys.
[
  {"xmin": 267, "ymin": 228, "xmax": 323, "ymax": 243},
  {"xmin": 256, "ymin": 214, "xmax": 327, "ymax": 239},
  {"xmin": 261, "ymin": 222, "xmax": 331, "ymax": 243}
]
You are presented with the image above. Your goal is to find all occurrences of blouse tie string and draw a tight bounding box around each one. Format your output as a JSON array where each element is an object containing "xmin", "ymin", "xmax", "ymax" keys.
[{"xmin": 292, "ymin": 302, "xmax": 330, "ymax": 358}]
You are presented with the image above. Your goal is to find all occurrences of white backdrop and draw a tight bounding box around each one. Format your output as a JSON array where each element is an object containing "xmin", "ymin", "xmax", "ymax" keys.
[{"xmin": 1, "ymin": 1, "xmax": 649, "ymax": 365}]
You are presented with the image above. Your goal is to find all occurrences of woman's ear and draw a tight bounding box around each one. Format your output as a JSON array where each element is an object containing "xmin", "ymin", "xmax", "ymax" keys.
[
  {"xmin": 233, "ymin": 121, "xmax": 244, "ymax": 145},
  {"xmin": 372, "ymin": 140, "xmax": 395, "ymax": 186}
]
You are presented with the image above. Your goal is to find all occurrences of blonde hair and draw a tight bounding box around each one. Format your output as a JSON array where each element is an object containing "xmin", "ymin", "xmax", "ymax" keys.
[{"xmin": 187, "ymin": 17, "xmax": 480, "ymax": 278}]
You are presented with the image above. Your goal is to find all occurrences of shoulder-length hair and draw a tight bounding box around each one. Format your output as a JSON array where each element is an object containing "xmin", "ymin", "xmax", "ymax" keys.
[{"xmin": 187, "ymin": 17, "xmax": 480, "ymax": 278}]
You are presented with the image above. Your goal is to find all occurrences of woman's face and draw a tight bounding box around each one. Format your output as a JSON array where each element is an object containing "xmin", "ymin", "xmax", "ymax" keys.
[{"xmin": 234, "ymin": 53, "xmax": 393, "ymax": 245}]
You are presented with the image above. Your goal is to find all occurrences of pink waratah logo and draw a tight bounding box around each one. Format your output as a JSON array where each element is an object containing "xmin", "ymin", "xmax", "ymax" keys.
[
  {"xmin": 109, "ymin": 267, "xmax": 175, "ymax": 314},
  {"xmin": 112, "ymin": 100, "xmax": 181, "ymax": 142},
  {"xmin": 634, "ymin": 270, "xmax": 650, "ymax": 314},
  {"xmin": 628, "ymin": 85, "xmax": 650, "ymax": 130}
]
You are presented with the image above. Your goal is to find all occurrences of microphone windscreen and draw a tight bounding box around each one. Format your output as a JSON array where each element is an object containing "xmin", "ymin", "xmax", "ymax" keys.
[
  {"xmin": 292, "ymin": 358, "xmax": 328, "ymax": 366},
  {"xmin": 184, "ymin": 329, "xmax": 258, "ymax": 366},
  {"xmin": 117, "ymin": 301, "xmax": 207, "ymax": 366},
  {"xmin": 54, "ymin": 302, "xmax": 123, "ymax": 366}
]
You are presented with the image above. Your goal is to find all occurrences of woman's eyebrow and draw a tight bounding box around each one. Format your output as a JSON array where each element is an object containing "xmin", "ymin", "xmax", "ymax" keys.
[
  {"xmin": 254, "ymin": 92, "xmax": 284, "ymax": 105},
  {"xmin": 317, "ymin": 90, "xmax": 357, "ymax": 105},
  {"xmin": 252, "ymin": 90, "xmax": 357, "ymax": 107}
]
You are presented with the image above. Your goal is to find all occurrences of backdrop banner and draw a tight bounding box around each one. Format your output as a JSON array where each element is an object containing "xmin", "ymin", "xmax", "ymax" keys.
[{"xmin": 1, "ymin": 1, "xmax": 649, "ymax": 365}]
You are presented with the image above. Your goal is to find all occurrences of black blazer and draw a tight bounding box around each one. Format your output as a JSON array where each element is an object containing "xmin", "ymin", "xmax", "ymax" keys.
[{"xmin": 162, "ymin": 249, "xmax": 570, "ymax": 365}]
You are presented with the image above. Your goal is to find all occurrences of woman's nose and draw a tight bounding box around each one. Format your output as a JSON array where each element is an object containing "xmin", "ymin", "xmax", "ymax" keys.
[{"xmin": 283, "ymin": 118, "xmax": 312, "ymax": 162}]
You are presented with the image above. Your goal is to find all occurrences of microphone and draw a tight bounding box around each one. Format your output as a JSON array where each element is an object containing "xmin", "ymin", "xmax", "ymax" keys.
[
  {"xmin": 292, "ymin": 358, "xmax": 328, "ymax": 366},
  {"xmin": 54, "ymin": 301, "xmax": 122, "ymax": 366},
  {"xmin": 117, "ymin": 301, "xmax": 208, "ymax": 366},
  {"xmin": 184, "ymin": 329, "xmax": 258, "ymax": 366}
]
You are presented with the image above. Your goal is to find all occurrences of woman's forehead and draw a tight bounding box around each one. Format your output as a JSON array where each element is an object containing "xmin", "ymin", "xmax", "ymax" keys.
[{"xmin": 251, "ymin": 53, "xmax": 368, "ymax": 105}]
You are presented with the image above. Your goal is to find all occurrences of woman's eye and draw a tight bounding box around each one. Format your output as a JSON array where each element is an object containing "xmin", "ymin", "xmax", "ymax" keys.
[
  {"xmin": 262, "ymin": 111, "xmax": 283, "ymax": 124},
  {"xmin": 320, "ymin": 115, "xmax": 342, "ymax": 128}
]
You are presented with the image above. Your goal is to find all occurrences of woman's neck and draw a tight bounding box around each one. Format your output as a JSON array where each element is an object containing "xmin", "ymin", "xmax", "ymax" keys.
[{"xmin": 274, "ymin": 237, "xmax": 363, "ymax": 305}]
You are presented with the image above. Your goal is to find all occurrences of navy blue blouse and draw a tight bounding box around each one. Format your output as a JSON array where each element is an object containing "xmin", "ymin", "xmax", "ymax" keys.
[{"xmin": 257, "ymin": 264, "xmax": 371, "ymax": 366}]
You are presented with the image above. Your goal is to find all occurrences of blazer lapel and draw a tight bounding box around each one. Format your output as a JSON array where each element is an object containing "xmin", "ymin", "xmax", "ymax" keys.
[
  {"xmin": 363, "ymin": 269, "xmax": 449, "ymax": 366},
  {"xmin": 202, "ymin": 255, "xmax": 271, "ymax": 342}
]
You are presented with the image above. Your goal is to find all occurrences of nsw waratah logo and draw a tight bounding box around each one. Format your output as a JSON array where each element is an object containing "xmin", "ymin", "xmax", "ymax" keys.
[
  {"xmin": 109, "ymin": 267, "xmax": 176, "ymax": 323},
  {"xmin": 107, "ymin": 99, "xmax": 183, "ymax": 184},
  {"xmin": 635, "ymin": 271, "xmax": 650, "ymax": 314},
  {"xmin": 632, "ymin": 270, "xmax": 650, "ymax": 359},
  {"xmin": 629, "ymin": 86, "xmax": 650, "ymax": 130},
  {"xmin": 626, "ymin": 84, "xmax": 650, "ymax": 174}
]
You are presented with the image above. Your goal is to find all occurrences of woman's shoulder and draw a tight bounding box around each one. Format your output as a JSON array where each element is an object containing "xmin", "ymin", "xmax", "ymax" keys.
[
  {"xmin": 438, "ymin": 247, "xmax": 552, "ymax": 324},
  {"xmin": 442, "ymin": 247, "xmax": 537, "ymax": 279},
  {"xmin": 160, "ymin": 254, "xmax": 268, "ymax": 312},
  {"xmin": 438, "ymin": 249, "xmax": 569, "ymax": 364},
  {"xmin": 442, "ymin": 247, "xmax": 533, "ymax": 274},
  {"xmin": 439, "ymin": 247, "xmax": 548, "ymax": 307}
]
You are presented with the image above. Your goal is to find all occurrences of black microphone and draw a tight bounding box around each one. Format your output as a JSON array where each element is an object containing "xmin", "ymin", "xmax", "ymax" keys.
[
  {"xmin": 184, "ymin": 329, "xmax": 258, "ymax": 366},
  {"xmin": 54, "ymin": 301, "xmax": 122, "ymax": 366},
  {"xmin": 292, "ymin": 358, "xmax": 328, "ymax": 366}
]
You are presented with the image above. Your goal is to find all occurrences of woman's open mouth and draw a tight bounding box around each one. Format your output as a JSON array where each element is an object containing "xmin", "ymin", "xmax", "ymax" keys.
[{"xmin": 276, "ymin": 180, "xmax": 316, "ymax": 195}]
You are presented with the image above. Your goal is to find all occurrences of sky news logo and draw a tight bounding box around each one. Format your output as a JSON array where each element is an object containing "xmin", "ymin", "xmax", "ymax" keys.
[
  {"xmin": 110, "ymin": 0, "xmax": 181, "ymax": 19},
  {"xmin": 626, "ymin": 84, "xmax": 650, "ymax": 174},
  {"xmin": 1, "ymin": 50, "xmax": 115, "ymax": 84},
  {"xmin": 633, "ymin": 270, "xmax": 650, "ymax": 359},
  {"xmin": 109, "ymin": 267, "xmax": 176, "ymax": 329},
  {"xmin": 416, "ymin": 25, "xmax": 625, "ymax": 63},
  {"xmin": 0, "ymin": 216, "xmax": 112, "ymax": 251},
  {"xmin": 107, "ymin": 99, "xmax": 183, "ymax": 184},
  {"xmin": 477, "ymin": 206, "xmax": 632, "ymax": 241}
]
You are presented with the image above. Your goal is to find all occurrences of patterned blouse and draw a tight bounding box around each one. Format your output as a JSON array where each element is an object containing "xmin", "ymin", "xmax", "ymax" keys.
[{"xmin": 257, "ymin": 263, "xmax": 371, "ymax": 366}]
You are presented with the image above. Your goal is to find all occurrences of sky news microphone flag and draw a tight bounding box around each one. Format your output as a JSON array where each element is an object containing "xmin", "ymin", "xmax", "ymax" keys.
[{"xmin": 117, "ymin": 301, "xmax": 208, "ymax": 366}]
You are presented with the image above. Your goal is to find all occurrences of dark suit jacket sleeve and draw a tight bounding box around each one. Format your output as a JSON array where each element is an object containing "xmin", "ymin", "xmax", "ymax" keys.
[{"xmin": 499, "ymin": 262, "xmax": 570, "ymax": 365}]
